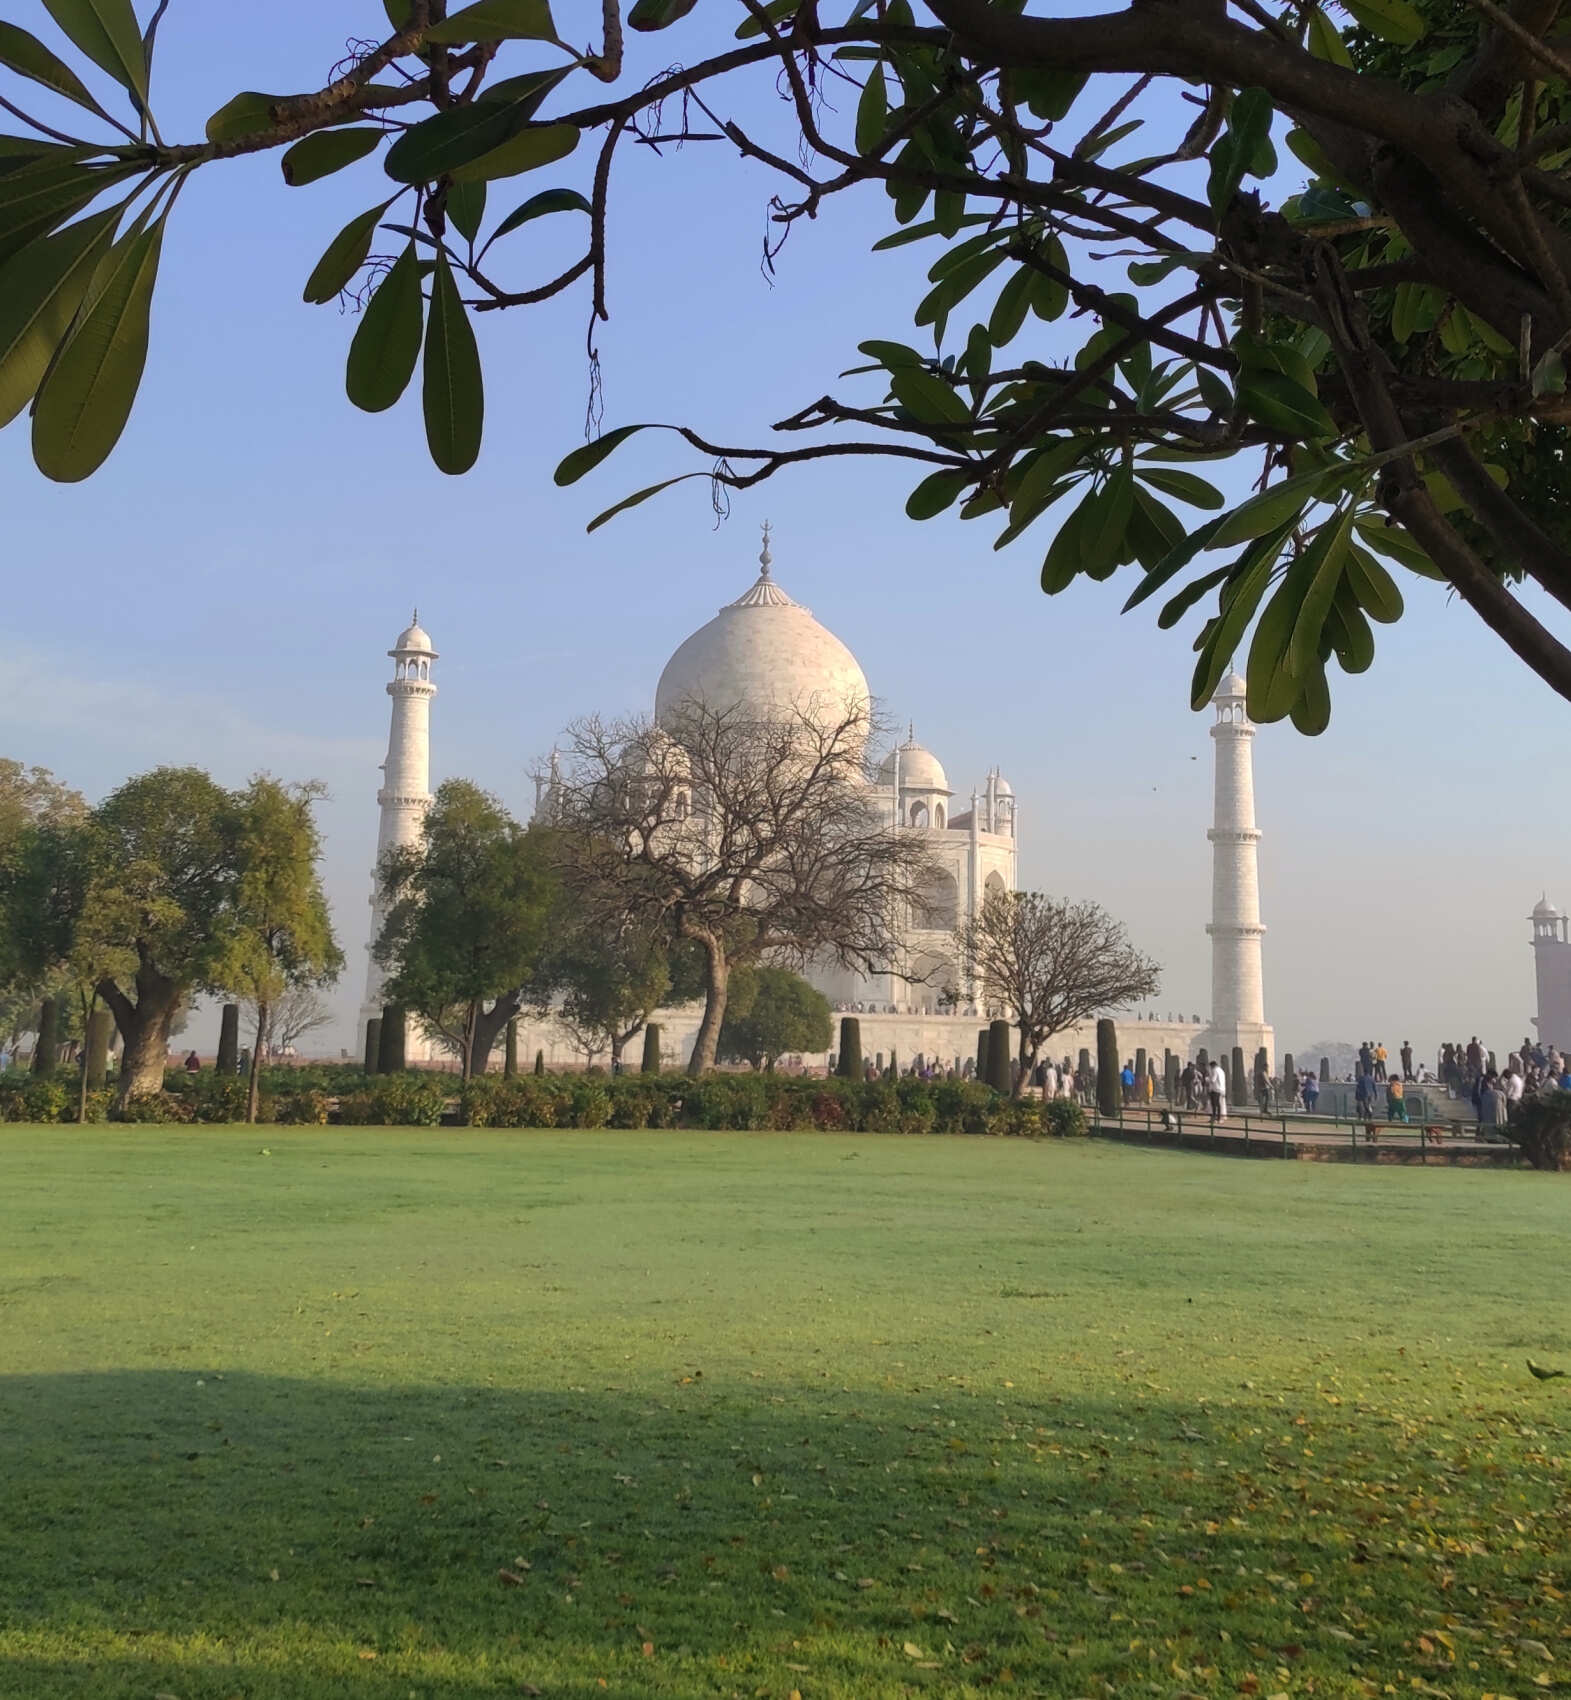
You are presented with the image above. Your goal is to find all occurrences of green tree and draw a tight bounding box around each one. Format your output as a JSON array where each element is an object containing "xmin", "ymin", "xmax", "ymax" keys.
[
  {"xmin": 0, "ymin": 762, "xmax": 88, "ymax": 1057},
  {"xmin": 221, "ymin": 776, "xmax": 343, "ymax": 1123},
  {"xmin": 546, "ymin": 907, "xmax": 693, "ymax": 1072},
  {"xmin": 79, "ymin": 768, "xmax": 242, "ymax": 1108},
  {"xmin": 375, "ymin": 780, "xmax": 555, "ymax": 1079},
  {"xmin": 11, "ymin": 3, "xmax": 1571, "ymax": 713},
  {"xmin": 717, "ymin": 966, "xmax": 832, "ymax": 1071}
]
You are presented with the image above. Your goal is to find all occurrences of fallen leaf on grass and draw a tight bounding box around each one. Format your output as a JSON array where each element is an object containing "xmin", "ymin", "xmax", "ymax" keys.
[
  {"xmin": 903, "ymin": 1641, "xmax": 924, "ymax": 1658},
  {"xmin": 641, "ymin": 1641, "xmax": 654, "ymax": 1657},
  {"xmin": 498, "ymin": 1569, "xmax": 528, "ymax": 1587},
  {"xmin": 357, "ymin": 1650, "xmax": 377, "ymax": 1661}
]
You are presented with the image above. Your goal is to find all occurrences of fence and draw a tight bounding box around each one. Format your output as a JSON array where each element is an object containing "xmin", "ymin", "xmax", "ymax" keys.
[{"xmin": 1090, "ymin": 1101, "xmax": 1519, "ymax": 1163}]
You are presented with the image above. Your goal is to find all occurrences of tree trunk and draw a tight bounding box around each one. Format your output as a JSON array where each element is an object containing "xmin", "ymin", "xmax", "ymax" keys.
[
  {"xmin": 687, "ymin": 941, "xmax": 728, "ymax": 1076},
  {"xmin": 610, "ymin": 1033, "xmax": 623, "ymax": 1073},
  {"xmin": 246, "ymin": 1002, "xmax": 267, "ymax": 1124},
  {"xmin": 467, "ymin": 993, "xmax": 521, "ymax": 1079},
  {"xmin": 461, "ymin": 999, "xmax": 480, "ymax": 1081},
  {"xmin": 102, "ymin": 970, "xmax": 183, "ymax": 1111}
]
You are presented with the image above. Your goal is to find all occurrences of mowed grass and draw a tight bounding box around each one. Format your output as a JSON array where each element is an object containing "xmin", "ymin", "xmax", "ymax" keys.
[{"xmin": 2, "ymin": 1133, "xmax": 1569, "ymax": 1700}]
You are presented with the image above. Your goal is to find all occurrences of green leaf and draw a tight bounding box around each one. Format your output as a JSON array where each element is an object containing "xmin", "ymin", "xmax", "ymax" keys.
[
  {"xmin": 486, "ymin": 184, "xmax": 589, "ymax": 243},
  {"xmin": 1190, "ymin": 527, "xmax": 1286, "ymax": 708},
  {"xmin": 870, "ymin": 213, "xmax": 992, "ymax": 251},
  {"xmin": 446, "ymin": 180, "xmax": 486, "ymax": 243},
  {"xmin": 281, "ymin": 127, "xmax": 384, "ymax": 187},
  {"xmin": 447, "ymin": 122, "xmax": 578, "ymax": 185},
  {"xmin": 1353, "ymin": 516, "xmax": 1444, "ymax": 580},
  {"xmin": 1029, "ymin": 237, "xmax": 1069, "ymax": 319},
  {"xmin": 1156, "ymin": 561, "xmax": 1233, "ymax": 630},
  {"xmin": 554, "ymin": 422, "xmax": 651, "ymax": 486},
  {"xmin": 857, "ymin": 338, "xmax": 925, "ymax": 371},
  {"xmin": 302, "ymin": 198, "xmax": 393, "ymax": 304},
  {"xmin": 856, "ymin": 63, "xmax": 887, "ymax": 155},
  {"xmin": 1389, "ymin": 281, "xmax": 1437, "ymax": 344},
  {"xmin": 1342, "ymin": 0, "xmax": 1424, "ymax": 45},
  {"xmin": 1126, "ymin": 487, "xmax": 1185, "ymax": 570},
  {"xmin": 0, "ymin": 21, "xmax": 114, "ymax": 120},
  {"xmin": 1207, "ymin": 87, "xmax": 1273, "ymax": 219},
  {"xmin": 1008, "ymin": 436, "xmax": 1087, "ymax": 531},
  {"xmin": 1288, "ymin": 656, "xmax": 1332, "ymax": 734},
  {"xmin": 905, "ymin": 466, "xmax": 972, "ymax": 520},
  {"xmin": 41, "ymin": 0, "xmax": 147, "ymax": 106},
  {"xmin": 1285, "ymin": 506, "xmax": 1355, "ymax": 680},
  {"xmin": 1122, "ymin": 513, "xmax": 1227, "ymax": 613},
  {"xmin": 1139, "ymin": 466, "xmax": 1225, "ymax": 510},
  {"xmin": 587, "ymin": 472, "xmax": 705, "ymax": 532},
  {"xmin": 988, "ymin": 265, "xmax": 1033, "ymax": 347},
  {"xmin": 31, "ymin": 213, "xmax": 163, "ymax": 482},
  {"xmin": 889, "ymin": 366, "xmax": 971, "ymax": 426},
  {"xmin": 1210, "ymin": 468, "xmax": 1329, "ymax": 548},
  {"xmin": 1040, "ymin": 489, "xmax": 1091, "ymax": 594},
  {"xmin": 422, "ymin": 254, "xmax": 484, "ymax": 475},
  {"xmin": 1237, "ymin": 366, "xmax": 1338, "ymax": 438},
  {"xmin": 1305, "ymin": 6, "xmax": 1353, "ymax": 66},
  {"xmin": 0, "ymin": 205, "xmax": 118, "ymax": 428},
  {"xmin": 1345, "ymin": 542, "xmax": 1404, "ymax": 623},
  {"xmin": 1080, "ymin": 464, "xmax": 1137, "ymax": 579},
  {"xmin": 206, "ymin": 91, "xmax": 282, "ymax": 144},
  {"xmin": 345, "ymin": 243, "xmax": 423, "ymax": 414},
  {"xmin": 628, "ymin": 0, "xmax": 699, "ymax": 27},
  {"xmin": 383, "ymin": 69, "xmax": 565, "ymax": 181},
  {"xmin": 424, "ymin": 0, "xmax": 557, "ymax": 42},
  {"xmin": 734, "ymin": 0, "xmax": 798, "ymax": 38},
  {"xmin": 0, "ymin": 158, "xmax": 138, "ymax": 268},
  {"xmin": 1013, "ymin": 67, "xmax": 1084, "ymax": 122},
  {"xmin": 1326, "ymin": 582, "xmax": 1375, "ymax": 672}
]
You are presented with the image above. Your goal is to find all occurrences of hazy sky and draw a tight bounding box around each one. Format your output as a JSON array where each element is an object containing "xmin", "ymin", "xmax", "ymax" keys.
[{"xmin": 2, "ymin": 1, "xmax": 1564, "ymax": 1064}]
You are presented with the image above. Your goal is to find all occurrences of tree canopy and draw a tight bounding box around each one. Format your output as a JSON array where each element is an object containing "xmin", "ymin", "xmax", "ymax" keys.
[
  {"xmin": 8, "ymin": 0, "xmax": 1571, "ymax": 715},
  {"xmin": 376, "ymin": 779, "xmax": 558, "ymax": 1077},
  {"xmin": 717, "ymin": 964, "xmax": 833, "ymax": 1069}
]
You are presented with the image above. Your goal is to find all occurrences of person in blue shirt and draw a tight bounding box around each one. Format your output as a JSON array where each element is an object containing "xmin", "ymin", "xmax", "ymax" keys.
[
  {"xmin": 1119, "ymin": 1062, "xmax": 1135, "ymax": 1103},
  {"xmin": 1302, "ymin": 1071, "xmax": 1319, "ymax": 1114}
]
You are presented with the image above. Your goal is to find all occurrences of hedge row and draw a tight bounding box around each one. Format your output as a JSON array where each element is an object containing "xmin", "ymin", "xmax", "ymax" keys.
[{"xmin": 0, "ymin": 1068, "xmax": 1088, "ymax": 1137}]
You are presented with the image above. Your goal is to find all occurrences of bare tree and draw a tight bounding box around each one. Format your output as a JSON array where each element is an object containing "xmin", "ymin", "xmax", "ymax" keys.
[
  {"xmin": 241, "ymin": 984, "xmax": 334, "ymax": 1057},
  {"xmin": 956, "ymin": 891, "xmax": 1161, "ymax": 1096},
  {"xmin": 551, "ymin": 698, "xmax": 939, "ymax": 1076}
]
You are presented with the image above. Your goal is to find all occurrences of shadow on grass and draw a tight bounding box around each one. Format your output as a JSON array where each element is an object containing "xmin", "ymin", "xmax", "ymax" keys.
[{"xmin": 1, "ymin": 1369, "xmax": 1563, "ymax": 1697}]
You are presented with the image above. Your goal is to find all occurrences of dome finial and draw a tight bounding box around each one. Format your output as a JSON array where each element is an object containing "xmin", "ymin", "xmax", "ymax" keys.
[
  {"xmin": 759, "ymin": 519, "xmax": 773, "ymax": 577},
  {"xmin": 908, "ymin": 719, "xmax": 915, "ymax": 743}
]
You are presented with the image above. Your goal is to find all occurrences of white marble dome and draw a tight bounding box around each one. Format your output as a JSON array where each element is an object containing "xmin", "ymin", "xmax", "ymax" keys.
[
  {"xmin": 879, "ymin": 736, "xmax": 950, "ymax": 794},
  {"xmin": 1214, "ymin": 669, "xmax": 1247, "ymax": 700},
  {"xmin": 655, "ymin": 538, "xmax": 869, "ymax": 726},
  {"xmin": 1534, "ymin": 896, "xmax": 1563, "ymax": 921},
  {"xmin": 393, "ymin": 614, "xmax": 435, "ymax": 654}
]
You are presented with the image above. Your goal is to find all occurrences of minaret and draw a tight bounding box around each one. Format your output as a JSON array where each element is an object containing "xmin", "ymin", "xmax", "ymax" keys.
[
  {"xmin": 1200, "ymin": 670, "xmax": 1273, "ymax": 1069},
  {"xmin": 359, "ymin": 612, "xmax": 437, "ymax": 1053},
  {"xmin": 1530, "ymin": 897, "xmax": 1571, "ymax": 1051}
]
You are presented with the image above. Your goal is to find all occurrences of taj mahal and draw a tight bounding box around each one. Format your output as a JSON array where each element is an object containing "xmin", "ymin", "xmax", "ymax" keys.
[{"xmin": 358, "ymin": 528, "xmax": 1274, "ymax": 1075}]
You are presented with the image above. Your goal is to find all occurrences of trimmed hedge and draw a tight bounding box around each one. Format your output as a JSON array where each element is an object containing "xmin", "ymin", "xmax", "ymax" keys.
[{"xmin": 0, "ymin": 1066, "xmax": 1089, "ymax": 1136}]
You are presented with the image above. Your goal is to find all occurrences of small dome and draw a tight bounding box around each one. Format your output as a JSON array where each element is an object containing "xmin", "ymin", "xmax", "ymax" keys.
[
  {"xmin": 880, "ymin": 734, "xmax": 950, "ymax": 794},
  {"xmin": 1533, "ymin": 896, "xmax": 1563, "ymax": 920},
  {"xmin": 655, "ymin": 531, "xmax": 869, "ymax": 727},
  {"xmin": 993, "ymin": 773, "xmax": 1013, "ymax": 797},
  {"xmin": 1214, "ymin": 669, "xmax": 1247, "ymax": 700},
  {"xmin": 392, "ymin": 611, "xmax": 435, "ymax": 654}
]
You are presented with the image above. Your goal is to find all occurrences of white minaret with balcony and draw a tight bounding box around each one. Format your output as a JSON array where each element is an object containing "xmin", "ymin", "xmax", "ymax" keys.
[
  {"xmin": 1198, "ymin": 670, "xmax": 1273, "ymax": 1072},
  {"xmin": 358, "ymin": 613, "xmax": 437, "ymax": 1054}
]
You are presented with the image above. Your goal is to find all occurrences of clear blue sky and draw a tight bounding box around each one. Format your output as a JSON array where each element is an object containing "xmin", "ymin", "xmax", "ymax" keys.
[{"xmin": 2, "ymin": 0, "xmax": 1565, "ymax": 1063}]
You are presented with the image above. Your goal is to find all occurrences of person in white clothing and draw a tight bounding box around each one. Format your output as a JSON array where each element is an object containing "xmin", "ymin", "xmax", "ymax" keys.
[{"xmin": 1207, "ymin": 1061, "xmax": 1228, "ymax": 1122}]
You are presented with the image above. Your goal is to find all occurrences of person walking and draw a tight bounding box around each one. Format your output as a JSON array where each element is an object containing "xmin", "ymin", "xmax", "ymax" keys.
[
  {"xmin": 1302, "ymin": 1070, "xmax": 1319, "ymax": 1114},
  {"xmin": 1386, "ymin": 1073, "xmax": 1409, "ymax": 1123},
  {"xmin": 1207, "ymin": 1058, "xmax": 1227, "ymax": 1122},
  {"xmin": 1120, "ymin": 1061, "xmax": 1135, "ymax": 1103}
]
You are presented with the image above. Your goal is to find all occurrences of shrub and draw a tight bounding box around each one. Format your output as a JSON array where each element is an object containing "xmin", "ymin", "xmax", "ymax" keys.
[
  {"xmin": 1043, "ymin": 1097, "xmax": 1088, "ymax": 1139},
  {"xmin": 363, "ymin": 1017, "xmax": 381, "ymax": 1074},
  {"xmin": 1506, "ymin": 1091, "xmax": 1571, "ymax": 1171},
  {"xmin": 216, "ymin": 1004, "xmax": 240, "ymax": 1076},
  {"xmin": 337, "ymin": 1075, "xmax": 448, "ymax": 1126},
  {"xmin": 274, "ymin": 1089, "xmax": 330, "ymax": 1125},
  {"xmin": 33, "ymin": 998, "xmax": 57, "ymax": 1079},
  {"xmin": 641, "ymin": 1024, "xmax": 662, "ymax": 1074},
  {"xmin": 569, "ymin": 1081, "xmax": 611, "ymax": 1129}
]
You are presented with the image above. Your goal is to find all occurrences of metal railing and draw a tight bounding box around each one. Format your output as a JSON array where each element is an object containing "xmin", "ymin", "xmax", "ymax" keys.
[{"xmin": 1088, "ymin": 1100, "xmax": 1516, "ymax": 1162}]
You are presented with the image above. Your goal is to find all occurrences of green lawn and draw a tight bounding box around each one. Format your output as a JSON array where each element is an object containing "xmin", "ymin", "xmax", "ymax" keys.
[{"xmin": 1, "ymin": 1131, "xmax": 1568, "ymax": 1700}]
